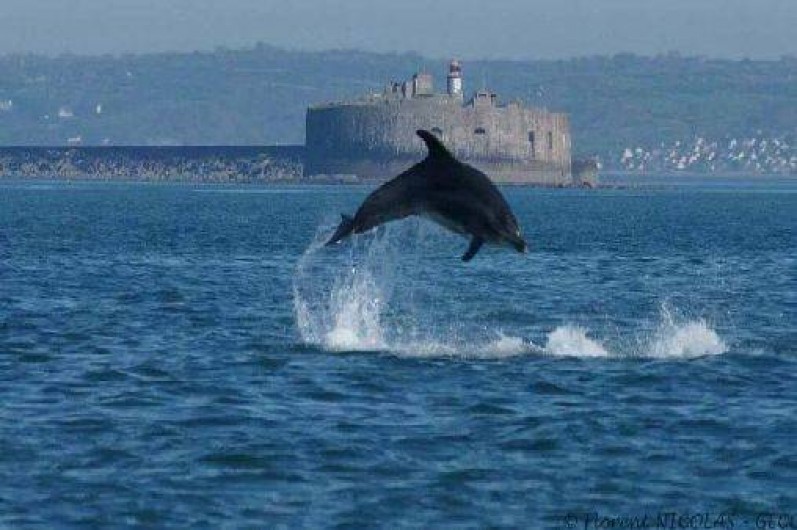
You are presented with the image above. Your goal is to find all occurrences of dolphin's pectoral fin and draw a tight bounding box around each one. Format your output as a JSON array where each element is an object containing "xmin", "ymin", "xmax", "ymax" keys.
[
  {"xmin": 461, "ymin": 236, "xmax": 484, "ymax": 262},
  {"xmin": 326, "ymin": 214, "xmax": 355, "ymax": 246}
]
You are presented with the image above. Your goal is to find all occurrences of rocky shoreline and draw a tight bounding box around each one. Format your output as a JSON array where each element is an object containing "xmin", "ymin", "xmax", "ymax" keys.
[{"xmin": 0, "ymin": 146, "xmax": 304, "ymax": 183}]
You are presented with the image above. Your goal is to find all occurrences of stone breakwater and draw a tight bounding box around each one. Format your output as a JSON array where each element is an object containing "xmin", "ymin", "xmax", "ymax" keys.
[
  {"xmin": 0, "ymin": 146, "xmax": 304, "ymax": 183},
  {"xmin": 0, "ymin": 145, "xmax": 597, "ymax": 186}
]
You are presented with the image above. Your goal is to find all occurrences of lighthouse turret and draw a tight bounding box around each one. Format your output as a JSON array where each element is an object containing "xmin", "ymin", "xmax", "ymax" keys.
[{"xmin": 447, "ymin": 59, "xmax": 463, "ymax": 99}]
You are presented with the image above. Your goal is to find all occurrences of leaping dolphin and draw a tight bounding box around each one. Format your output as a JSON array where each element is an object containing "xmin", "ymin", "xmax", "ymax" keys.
[{"xmin": 326, "ymin": 129, "xmax": 528, "ymax": 262}]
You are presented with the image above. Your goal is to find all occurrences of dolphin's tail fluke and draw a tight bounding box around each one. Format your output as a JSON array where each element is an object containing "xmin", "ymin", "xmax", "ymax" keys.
[{"xmin": 326, "ymin": 214, "xmax": 356, "ymax": 246}]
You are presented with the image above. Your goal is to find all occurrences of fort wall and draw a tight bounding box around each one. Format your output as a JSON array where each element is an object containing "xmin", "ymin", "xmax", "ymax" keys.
[{"xmin": 305, "ymin": 63, "xmax": 573, "ymax": 184}]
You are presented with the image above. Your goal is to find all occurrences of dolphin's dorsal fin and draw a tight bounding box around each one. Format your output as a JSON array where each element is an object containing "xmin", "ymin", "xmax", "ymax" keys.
[{"xmin": 417, "ymin": 130, "xmax": 454, "ymax": 161}]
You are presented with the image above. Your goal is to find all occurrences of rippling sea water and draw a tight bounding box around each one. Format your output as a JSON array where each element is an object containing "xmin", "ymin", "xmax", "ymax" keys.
[{"xmin": 1, "ymin": 179, "xmax": 795, "ymax": 527}]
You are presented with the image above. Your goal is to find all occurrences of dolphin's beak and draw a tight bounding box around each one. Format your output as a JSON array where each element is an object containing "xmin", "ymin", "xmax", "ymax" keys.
[{"xmin": 510, "ymin": 235, "xmax": 528, "ymax": 254}]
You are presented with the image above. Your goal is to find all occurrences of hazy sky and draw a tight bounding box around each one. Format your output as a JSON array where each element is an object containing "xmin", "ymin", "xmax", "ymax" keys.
[{"xmin": 1, "ymin": 0, "xmax": 795, "ymax": 59}]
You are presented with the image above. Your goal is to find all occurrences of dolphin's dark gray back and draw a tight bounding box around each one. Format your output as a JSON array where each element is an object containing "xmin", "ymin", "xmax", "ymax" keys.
[
  {"xmin": 326, "ymin": 129, "xmax": 527, "ymax": 260},
  {"xmin": 326, "ymin": 133, "xmax": 443, "ymax": 244}
]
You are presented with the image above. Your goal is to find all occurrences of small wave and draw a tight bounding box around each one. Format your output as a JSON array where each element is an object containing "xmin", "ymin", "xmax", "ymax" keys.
[
  {"xmin": 392, "ymin": 333, "xmax": 533, "ymax": 359},
  {"xmin": 1, "ymin": 183, "xmax": 59, "ymax": 191},
  {"xmin": 193, "ymin": 188, "xmax": 312, "ymax": 195}
]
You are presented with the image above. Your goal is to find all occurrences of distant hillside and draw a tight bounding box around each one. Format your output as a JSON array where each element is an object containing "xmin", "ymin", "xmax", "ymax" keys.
[{"xmin": 0, "ymin": 45, "xmax": 795, "ymax": 161}]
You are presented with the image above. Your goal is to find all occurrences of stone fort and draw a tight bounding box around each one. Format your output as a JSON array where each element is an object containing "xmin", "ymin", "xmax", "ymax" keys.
[{"xmin": 305, "ymin": 60, "xmax": 574, "ymax": 184}]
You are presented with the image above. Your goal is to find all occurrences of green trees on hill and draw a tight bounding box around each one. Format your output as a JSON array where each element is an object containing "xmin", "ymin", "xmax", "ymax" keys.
[{"xmin": 0, "ymin": 46, "xmax": 794, "ymax": 161}]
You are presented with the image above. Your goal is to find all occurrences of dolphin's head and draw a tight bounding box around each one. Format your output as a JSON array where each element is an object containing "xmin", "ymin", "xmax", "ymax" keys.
[
  {"xmin": 506, "ymin": 227, "xmax": 528, "ymax": 254},
  {"xmin": 497, "ymin": 212, "xmax": 528, "ymax": 254}
]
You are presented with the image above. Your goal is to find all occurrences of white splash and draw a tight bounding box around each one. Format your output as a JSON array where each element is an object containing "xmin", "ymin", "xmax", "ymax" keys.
[
  {"xmin": 488, "ymin": 334, "xmax": 530, "ymax": 357},
  {"xmin": 323, "ymin": 268, "xmax": 387, "ymax": 351},
  {"xmin": 293, "ymin": 221, "xmax": 728, "ymax": 360},
  {"xmin": 293, "ymin": 220, "xmax": 400, "ymax": 352},
  {"xmin": 645, "ymin": 307, "xmax": 727, "ymax": 358},
  {"xmin": 538, "ymin": 317, "xmax": 726, "ymax": 360},
  {"xmin": 543, "ymin": 326, "xmax": 610, "ymax": 358}
]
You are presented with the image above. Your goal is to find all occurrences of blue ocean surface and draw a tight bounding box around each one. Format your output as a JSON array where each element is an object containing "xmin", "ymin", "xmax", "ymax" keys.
[{"xmin": 0, "ymin": 179, "xmax": 795, "ymax": 528}]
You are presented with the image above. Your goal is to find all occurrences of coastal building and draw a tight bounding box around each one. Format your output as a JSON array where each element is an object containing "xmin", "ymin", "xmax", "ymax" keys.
[{"xmin": 305, "ymin": 61, "xmax": 574, "ymax": 184}]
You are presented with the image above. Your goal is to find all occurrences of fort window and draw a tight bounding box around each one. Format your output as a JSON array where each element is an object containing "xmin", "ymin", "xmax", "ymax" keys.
[
  {"xmin": 431, "ymin": 127, "xmax": 443, "ymax": 137},
  {"xmin": 547, "ymin": 131, "xmax": 554, "ymax": 150},
  {"xmin": 528, "ymin": 131, "xmax": 536, "ymax": 157},
  {"xmin": 474, "ymin": 127, "xmax": 486, "ymax": 135}
]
